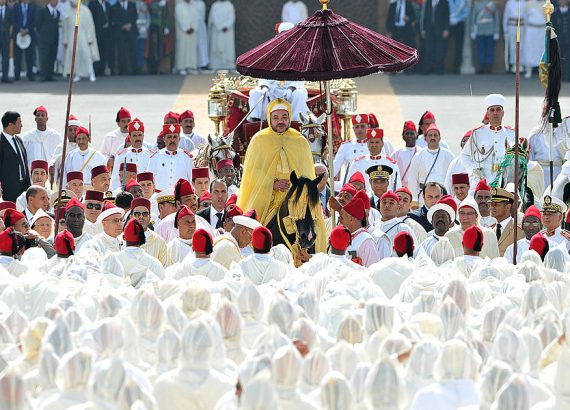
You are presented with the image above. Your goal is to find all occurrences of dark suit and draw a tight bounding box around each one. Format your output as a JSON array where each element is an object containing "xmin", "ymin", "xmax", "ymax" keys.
[
  {"xmin": 319, "ymin": 186, "xmax": 331, "ymax": 217},
  {"xmin": 197, "ymin": 206, "xmax": 225, "ymax": 228},
  {"xmin": 420, "ymin": 0, "xmax": 450, "ymax": 74},
  {"xmin": 35, "ymin": 5, "xmax": 59, "ymax": 81},
  {"xmin": 12, "ymin": 1, "xmax": 37, "ymax": 80},
  {"xmin": 387, "ymin": 0, "xmax": 417, "ymax": 48},
  {"xmin": 89, "ymin": 0, "xmax": 113, "ymax": 75},
  {"xmin": 407, "ymin": 205, "xmax": 432, "ymax": 232},
  {"xmin": 0, "ymin": 5, "xmax": 12, "ymax": 81},
  {"xmin": 0, "ymin": 132, "xmax": 31, "ymax": 201},
  {"xmin": 110, "ymin": 0, "xmax": 138, "ymax": 75}
]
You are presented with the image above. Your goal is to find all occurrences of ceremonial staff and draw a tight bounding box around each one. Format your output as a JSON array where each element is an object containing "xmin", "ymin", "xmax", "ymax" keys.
[
  {"xmin": 54, "ymin": 0, "xmax": 83, "ymax": 236},
  {"xmin": 513, "ymin": 0, "xmax": 521, "ymax": 264}
]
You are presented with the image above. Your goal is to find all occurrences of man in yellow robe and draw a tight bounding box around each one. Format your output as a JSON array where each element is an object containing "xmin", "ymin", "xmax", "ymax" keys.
[{"xmin": 238, "ymin": 98, "xmax": 326, "ymax": 254}]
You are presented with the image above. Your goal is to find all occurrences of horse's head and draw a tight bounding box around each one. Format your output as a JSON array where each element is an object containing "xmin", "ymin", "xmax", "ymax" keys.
[
  {"xmin": 287, "ymin": 170, "xmax": 324, "ymax": 250},
  {"xmin": 300, "ymin": 112, "xmax": 326, "ymax": 143},
  {"xmin": 208, "ymin": 133, "xmax": 235, "ymax": 162}
]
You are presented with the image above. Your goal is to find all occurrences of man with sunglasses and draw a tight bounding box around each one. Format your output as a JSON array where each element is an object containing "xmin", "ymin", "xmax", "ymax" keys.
[
  {"xmin": 83, "ymin": 202, "xmax": 125, "ymax": 255},
  {"xmin": 504, "ymin": 205, "xmax": 542, "ymax": 263},
  {"xmin": 82, "ymin": 190, "xmax": 105, "ymax": 236},
  {"xmin": 130, "ymin": 197, "xmax": 168, "ymax": 265}
]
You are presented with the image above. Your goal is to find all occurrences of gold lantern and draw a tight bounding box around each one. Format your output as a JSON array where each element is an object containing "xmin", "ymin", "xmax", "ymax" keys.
[
  {"xmin": 336, "ymin": 79, "xmax": 358, "ymax": 141},
  {"xmin": 208, "ymin": 78, "xmax": 227, "ymax": 135}
]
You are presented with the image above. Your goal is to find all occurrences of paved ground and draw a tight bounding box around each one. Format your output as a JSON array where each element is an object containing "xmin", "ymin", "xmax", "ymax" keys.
[{"xmin": 2, "ymin": 73, "xmax": 569, "ymax": 155}]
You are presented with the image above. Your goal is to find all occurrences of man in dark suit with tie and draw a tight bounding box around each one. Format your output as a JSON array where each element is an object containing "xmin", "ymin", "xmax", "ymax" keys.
[
  {"xmin": 387, "ymin": 0, "xmax": 417, "ymax": 49},
  {"xmin": 197, "ymin": 179, "xmax": 228, "ymax": 229},
  {"xmin": 111, "ymin": 0, "xmax": 138, "ymax": 75},
  {"xmin": 89, "ymin": 0, "xmax": 113, "ymax": 76},
  {"xmin": 0, "ymin": 0, "xmax": 12, "ymax": 83},
  {"xmin": 35, "ymin": 0, "xmax": 59, "ymax": 82},
  {"xmin": 0, "ymin": 112, "xmax": 31, "ymax": 202},
  {"xmin": 12, "ymin": 0, "xmax": 37, "ymax": 81},
  {"xmin": 420, "ymin": 0, "xmax": 450, "ymax": 74}
]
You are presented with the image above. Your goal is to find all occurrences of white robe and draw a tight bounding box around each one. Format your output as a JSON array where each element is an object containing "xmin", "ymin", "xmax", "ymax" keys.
[
  {"xmin": 407, "ymin": 147, "xmax": 455, "ymax": 202},
  {"xmin": 22, "ymin": 127, "xmax": 63, "ymax": 168},
  {"xmin": 146, "ymin": 148, "xmax": 194, "ymax": 191},
  {"xmin": 174, "ymin": 1, "xmax": 199, "ymax": 71},
  {"xmin": 74, "ymin": 232, "xmax": 92, "ymax": 252},
  {"xmin": 112, "ymin": 247, "xmax": 165, "ymax": 287},
  {"xmin": 63, "ymin": 145, "xmax": 107, "ymax": 185},
  {"xmin": 503, "ymin": 0, "xmax": 526, "ymax": 67},
  {"xmin": 248, "ymin": 80, "xmax": 309, "ymax": 122},
  {"xmin": 411, "ymin": 380, "xmax": 479, "ymax": 410},
  {"xmin": 208, "ymin": 0, "xmax": 235, "ymax": 70},
  {"xmin": 281, "ymin": 1, "xmax": 308, "ymax": 24},
  {"xmin": 194, "ymin": 0, "xmax": 209, "ymax": 67},
  {"xmin": 110, "ymin": 146, "xmax": 153, "ymax": 190},
  {"xmin": 233, "ymin": 253, "xmax": 288, "ymax": 285},
  {"xmin": 83, "ymin": 219, "xmax": 103, "ymax": 237},
  {"xmin": 444, "ymin": 156, "xmax": 467, "ymax": 195},
  {"xmin": 444, "ymin": 225, "xmax": 500, "ymax": 259},
  {"xmin": 173, "ymin": 258, "xmax": 227, "ymax": 281},
  {"xmin": 504, "ymin": 237, "xmax": 530, "ymax": 264},
  {"xmin": 81, "ymin": 231, "xmax": 122, "ymax": 255},
  {"xmin": 100, "ymin": 128, "xmax": 128, "ymax": 160},
  {"xmin": 211, "ymin": 233, "xmax": 243, "ymax": 269},
  {"xmin": 523, "ymin": 0, "xmax": 545, "ymax": 68},
  {"xmin": 529, "ymin": 124, "xmax": 565, "ymax": 188},
  {"xmin": 62, "ymin": 5, "xmax": 99, "ymax": 77},
  {"xmin": 391, "ymin": 146, "xmax": 418, "ymax": 187},
  {"xmin": 167, "ymin": 237, "xmax": 194, "ymax": 264}
]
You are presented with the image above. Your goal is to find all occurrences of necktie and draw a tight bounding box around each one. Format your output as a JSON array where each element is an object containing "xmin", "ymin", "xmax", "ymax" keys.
[
  {"xmin": 23, "ymin": 5, "xmax": 27, "ymax": 27},
  {"xmin": 215, "ymin": 213, "xmax": 223, "ymax": 229},
  {"xmin": 496, "ymin": 223, "xmax": 502, "ymax": 240}
]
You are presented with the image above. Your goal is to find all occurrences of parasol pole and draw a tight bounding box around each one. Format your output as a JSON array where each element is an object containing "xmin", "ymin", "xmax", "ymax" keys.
[
  {"xmin": 54, "ymin": 0, "xmax": 82, "ymax": 236},
  {"xmin": 513, "ymin": 0, "xmax": 521, "ymax": 264},
  {"xmin": 543, "ymin": 0, "xmax": 554, "ymax": 190},
  {"xmin": 326, "ymin": 80, "xmax": 335, "ymax": 226}
]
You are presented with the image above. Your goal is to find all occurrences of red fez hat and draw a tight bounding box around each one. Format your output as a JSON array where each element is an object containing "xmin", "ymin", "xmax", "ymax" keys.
[
  {"xmin": 340, "ymin": 183, "xmax": 357, "ymax": 197},
  {"xmin": 131, "ymin": 197, "xmax": 151, "ymax": 211},
  {"xmin": 403, "ymin": 120, "xmax": 417, "ymax": 133},
  {"xmin": 200, "ymin": 191, "xmax": 211, "ymax": 202},
  {"xmin": 102, "ymin": 200, "xmax": 116, "ymax": 212},
  {"xmin": 180, "ymin": 110, "xmax": 194, "ymax": 121},
  {"xmin": 192, "ymin": 228, "xmax": 214, "ymax": 254},
  {"xmin": 216, "ymin": 159, "xmax": 234, "ymax": 173},
  {"xmin": 2, "ymin": 209, "xmax": 25, "ymax": 227},
  {"xmin": 349, "ymin": 172, "xmax": 365, "ymax": 185},
  {"xmin": 351, "ymin": 114, "xmax": 370, "ymax": 125},
  {"xmin": 123, "ymin": 219, "xmax": 146, "ymax": 244},
  {"xmin": 252, "ymin": 226, "xmax": 272, "ymax": 253},
  {"xmin": 380, "ymin": 190, "xmax": 400, "ymax": 203},
  {"xmin": 163, "ymin": 123, "xmax": 181, "ymax": 135},
  {"xmin": 462, "ymin": 225, "xmax": 484, "ymax": 252},
  {"xmin": 126, "ymin": 178, "xmax": 141, "ymax": 191},
  {"xmin": 226, "ymin": 194, "xmax": 238, "ymax": 207},
  {"xmin": 34, "ymin": 105, "xmax": 47, "ymax": 115},
  {"xmin": 425, "ymin": 123, "xmax": 440, "ymax": 135},
  {"xmin": 68, "ymin": 114, "xmax": 81, "ymax": 127},
  {"xmin": 137, "ymin": 172, "xmax": 154, "ymax": 183},
  {"xmin": 192, "ymin": 167, "xmax": 209, "ymax": 180},
  {"xmin": 394, "ymin": 231, "xmax": 414, "ymax": 257},
  {"xmin": 67, "ymin": 171, "xmax": 84, "ymax": 182},
  {"xmin": 174, "ymin": 178, "xmax": 194, "ymax": 201},
  {"xmin": 65, "ymin": 198, "xmax": 85, "ymax": 211},
  {"xmin": 174, "ymin": 205, "xmax": 194, "ymax": 229},
  {"xmin": 354, "ymin": 190, "xmax": 371, "ymax": 210},
  {"xmin": 75, "ymin": 126, "xmax": 90, "ymax": 138},
  {"xmin": 438, "ymin": 194, "xmax": 458, "ymax": 215},
  {"xmin": 529, "ymin": 233, "xmax": 549, "ymax": 260},
  {"xmin": 31, "ymin": 160, "xmax": 48, "ymax": 172},
  {"xmin": 225, "ymin": 204, "xmax": 243, "ymax": 219},
  {"xmin": 128, "ymin": 118, "xmax": 144, "ymax": 133},
  {"xmin": 164, "ymin": 111, "xmax": 180, "ymax": 123},
  {"xmin": 119, "ymin": 162, "xmax": 137, "ymax": 173},
  {"xmin": 0, "ymin": 201, "xmax": 17, "ymax": 211},
  {"xmin": 523, "ymin": 205, "xmax": 542, "ymax": 223},
  {"xmin": 243, "ymin": 209, "xmax": 259, "ymax": 221},
  {"xmin": 329, "ymin": 225, "xmax": 351, "ymax": 251},
  {"xmin": 368, "ymin": 113, "xmax": 379, "ymax": 128},
  {"xmin": 475, "ymin": 179, "xmax": 492, "ymax": 193},
  {"xmin": 395, "ymin": 186, "xmax": 413, "ymax": 199},
  {"xmin": 366, "ymin": 128, "xmax": 383, "ymax": 140},
  {"xmin": 91, "ymin": 165, "xmax": 109, "ymax": 180},
  {"xmin": 116, "ymin": 107, "xmax": 131, "ymax": 121},
  {"xmin": 84, "ymin": 190, "xmax": 104, "ymax": 202},
  {"xmin": 54, "ymin": 230, "xmax": 75, "ymax": 256},
  {"xmin": 54, "ymin": 206, "xmax": 66, "ymax": 222},
  {"xmin": 343, "ymin": 196, "xmax": 365, "ymax": 220},
  {"xmin": 0, "ymin": 228, "xmax": 17, "ymax": 254},
  {"xmin": 422, "ymin": 111, "xmax": 436, "ymax": 121},
  {"xmin": 451, "ymin": 173, "xmax": 470, "ymax": 186}
]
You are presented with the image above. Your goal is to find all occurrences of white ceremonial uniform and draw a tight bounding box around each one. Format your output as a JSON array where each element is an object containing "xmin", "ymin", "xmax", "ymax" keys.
[
  {"xmin": 194, "ymin": 0, "xmax": 209, "ymax": 68},
  {"xmin": 173, "ymin": 258, "xmax": 227, "ymax": 281},
  {"xmin": 444, "ymin": 225, "xmax": 500, "ymax": 259},
  {"xmin": 368, "ymin": 225, "xmax": 395, "ymax": 259},
  {"xmin": 418, "ymin": 232, "xmax": 447, "ymax": 256},
  {"xmin": 391, "ymin": 146, "xmax": 418, "ymax": 187},
  {"xmin": 529, "ymin": 124, "xmax": 565, "ymax": 188},
  {"xmin": 332, "ymin": 139, "xmax": 369, "ymax": 178},
  {"xmin": 109, "ymin": 146, "xmax": 154, "ymax": 190},
  {"xmin": 50, "ymin": 141, "xmax": 77, "ymax": 184},
  {"xmin": 141, "ymin": 230, "xmax": 169, "ymax": 266},
  {"xmin": 147, "ymin": 148, "xmax": 194, "ymax": 191},
  {"xmin": 83, "ymin": 219, "xmax": 103, "ymax": 236},
  {"xmin": 376, "ymin": 217, "xmax": 418, "ymax": 250},
  {"xmin": 527, "ymin": 160, "xmax": 545, "ymax": 202},
  {"xmin": 444, "ymin": 156, "xmax": 467, "ymax": 194},
  {"xmin": 416, "ymin": 135, "xmax": 450, "ymax": 150},
  {"xmin": 345, "ymin": 155, "xmax": 402, "ymax": 192},
  {"xmin": 503, "ymin": 0, "xmax": 526, "ymax": 68},
  {"xmin": 174, "ymin": 0, "xmax": 199, "ymax": 72},
  {"xmin": 167, "ymin": 237, "xmax": 194, "ymax": 264},
  {"xmin": 211, "ymin": 233, "xmax": 243, "ymax": 269},
  {"xmin": 21, "ymin": 127, "xmax": 63, "ymax": 168},
  {"xmin": 408, "ymin": 147, "xmax": 455, "ymax": 201},
  {"xmin": 181, "ymin": 131, "xmax": 206, "ymax": 149},
  {"xmin": 155, "ymin": 213, "xmax": 213, "ymax": 243},
  {"xmin": 523, "ymin": 0, "xmax": 545, "ymax": 69},
  {"xmin": 233, "ymin": 253, "xmax": 288, "ymax": 285},
  {"xmin": 82, "ymin": 232, "xmax": 122, "ymax": 255},
  {"xmin": 504, "ymin": 237, "xmax": 530, "ymax": 264},
  {"xmin": 63, "ymin": 146, "xmax": 107, "ymax": 185},
  {"xmin": 248, "ymin": 79, "xmax": 309, "ymax": 122},
  {"xmin": 543, "ymin": 228, "xmax": 570, "ymax": 251},
  {"xmin": 461, "ymin": 124, "xmax": 516, "ymax": 186},
  {"xmin": 346, "ymin": 227, "xmax": 380, "ymax": 267},
  {"xmin": 100, "ymin": 127, "xmax": 128, "ymax": 159},
  {"xmin": 208, "ymin": 0, "xmax": 235, "ymax": 70},
  {"xmin": 74, "ymin": 232, "xmax": 92, "ymax": 252},
  {"xmin": 281, "ymin": 0, "xmax": 308, "ymax": 24}
]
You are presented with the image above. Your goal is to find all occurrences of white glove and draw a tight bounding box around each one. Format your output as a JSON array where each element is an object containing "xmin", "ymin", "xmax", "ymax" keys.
[
  {"xmin": 471, "ymin": 32, "xmax": 476, "ymax": 40},
  {"xmin": 493, "ymin": 33, "xmax": 500, "ymax": 41},
  {"xmin": 283, "ymin": 88, "xmax": 293, "ymax": 101}
]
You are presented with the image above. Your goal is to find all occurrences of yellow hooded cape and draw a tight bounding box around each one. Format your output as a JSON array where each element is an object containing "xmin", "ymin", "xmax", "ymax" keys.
[{"xmin": 237, "ymin": 99, "xmax": 326, "ymax": 254}]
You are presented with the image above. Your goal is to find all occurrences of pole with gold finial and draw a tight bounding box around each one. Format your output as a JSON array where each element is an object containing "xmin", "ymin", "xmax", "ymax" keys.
[
  {"xmin": 320, "ymin": 0, "xmax": 329, "ymax": 10},
  {"xmin": 543, "ymin": 0, "xmax": 555, "ymax": 191},
  {"xmin": 54, "ymin": 0, "xmax": 83, "ymax": 236}
]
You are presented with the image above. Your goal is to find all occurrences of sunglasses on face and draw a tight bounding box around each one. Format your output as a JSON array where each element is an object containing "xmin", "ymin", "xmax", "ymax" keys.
[
  {"xmin": 133, "ymin": 211, "xmax": 150, "ymax": 218},
  {"xmin": 86, "ymin": 203, "xmax": 102, "ymax": 210}
]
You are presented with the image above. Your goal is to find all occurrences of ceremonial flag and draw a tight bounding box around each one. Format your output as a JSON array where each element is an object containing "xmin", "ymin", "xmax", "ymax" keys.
[{"xmin": 540, "ymin": 22, "xmax": 562, "ymax": 128}]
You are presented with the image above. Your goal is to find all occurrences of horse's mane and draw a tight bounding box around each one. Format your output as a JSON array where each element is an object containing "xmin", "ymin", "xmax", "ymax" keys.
[{"xmin": 287, "ymin": 175, "xmax": 320, "ymax": 210}]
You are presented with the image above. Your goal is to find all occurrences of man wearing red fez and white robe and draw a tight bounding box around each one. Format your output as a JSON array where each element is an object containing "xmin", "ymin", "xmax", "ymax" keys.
[
  {"xmin": 192, "ymin": 167, "xmax": 210, "ymax": 200},
  {"xmin": 112, "ymin": 163, "xmax": 138, "ymax": 195},
  {"xmin": 391, "ymin": 120, "xmax": 419, "ymax": 187},
  {"xmin": 167, "ymin": 205, "xmax": 196, "ymax": 264},
  {"xmin": 180, "ymin": 109, "xmax": 207, "ymax": 148},
  {"xmin": 450, "ymin": 172, "xmax": 470, "ymax": 205},
  {"xmin": 212, "ymin": 212, "xmax": 261, "ymax": 269},
  {"xmin": 376, "ymin": 190, "xmax": 417, "ymax": 251},
  {"xmin": 65, "ymin": 198, "xmax": 92, "ymax": 251},
  {"xmin": 420, "ymin": 195, "xmax": 456, "ymax": 257},
  {"xmin": 504, "ymin": 205, "xmax": 543, "ymax": 263},
  {"xmin": 16, "ymin": 160, "xmax": 52, "ymax": 212},
  {"xmin": 130, "ymin": 197, "xmax": 169, "ymax": 265},
  {"xmin": 415, "ymin": 110, "xmax": 451, "ymax": 150},
  {"xmin": 90, "ymin": 165, "xmax": 111, "ymax": 194},
  {"xmin": 172, "ymin": 228, "xmax": 227, "ymax": 280},
  {"xmin": 101, "ymin": 107, "xmax": 131, "ymax": 160},
  {"xmin": 216, "ymin": 159, "xmax": 238, "ymax": 196},
  {"xmin": 63, "ymin": 127, "xmax": 106, "ymax": 187},
  {"xmin": 473, "ymin": 179, "xmax": 496, "ymax": 228},
  {"xmin": 22, "ymin": 106, "xmax": 63, "ymax": 167},
  {"xmin": 66, "ymin": 171, "xmax": 84, "ymax": 201},
  {"xmin": 444, "ymin": 130, "xmax": 471, "ymax": 193},
  {"xmin": 454, "ymin": 224, "xmax": 485, "ymax": 275},
  {"xmin": 333, "ymin": 114, "xmax": 374, "ymax": 178},
  {"xmin": 340, "ymin": 196, "xmax": 379, "ymax": 267},
  {"xmin": 82, "ymin": 190, "xmax": 104, "ymax": 236},
  {"xmin": 83, "ymin": 202, "xmax": 125, "ymax": 255},
  {"xmin": 147, "ymin": 123, "xmax": 194, "ymax": 191}
]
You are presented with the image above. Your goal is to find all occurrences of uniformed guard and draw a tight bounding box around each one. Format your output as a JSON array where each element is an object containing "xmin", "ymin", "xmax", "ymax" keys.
[{"xmin": 541, "ymin": 195, "xmax": 570, "ymax": 251}]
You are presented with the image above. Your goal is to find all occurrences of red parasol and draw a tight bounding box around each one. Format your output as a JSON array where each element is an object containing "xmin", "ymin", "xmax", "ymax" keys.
[{"xmin": 236, "ymin": 2, "xmax": 419, "ymax": 80}]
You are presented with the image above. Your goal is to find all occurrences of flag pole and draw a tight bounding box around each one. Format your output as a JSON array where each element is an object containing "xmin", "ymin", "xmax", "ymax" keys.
[
  {"xmin": 326, "ymin": 80, "xmax": 335, "ymax": 226},
  {"xmin": 54, "ymin": 0, "xmax": 82, "ymax": 236},
  {"xmin": 513, "ymin": 0, "xmax": 521, "ymax": 265},
  {"xmin": 543, "ymin": 0, "xmax": 555, "ymax": 190}
]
